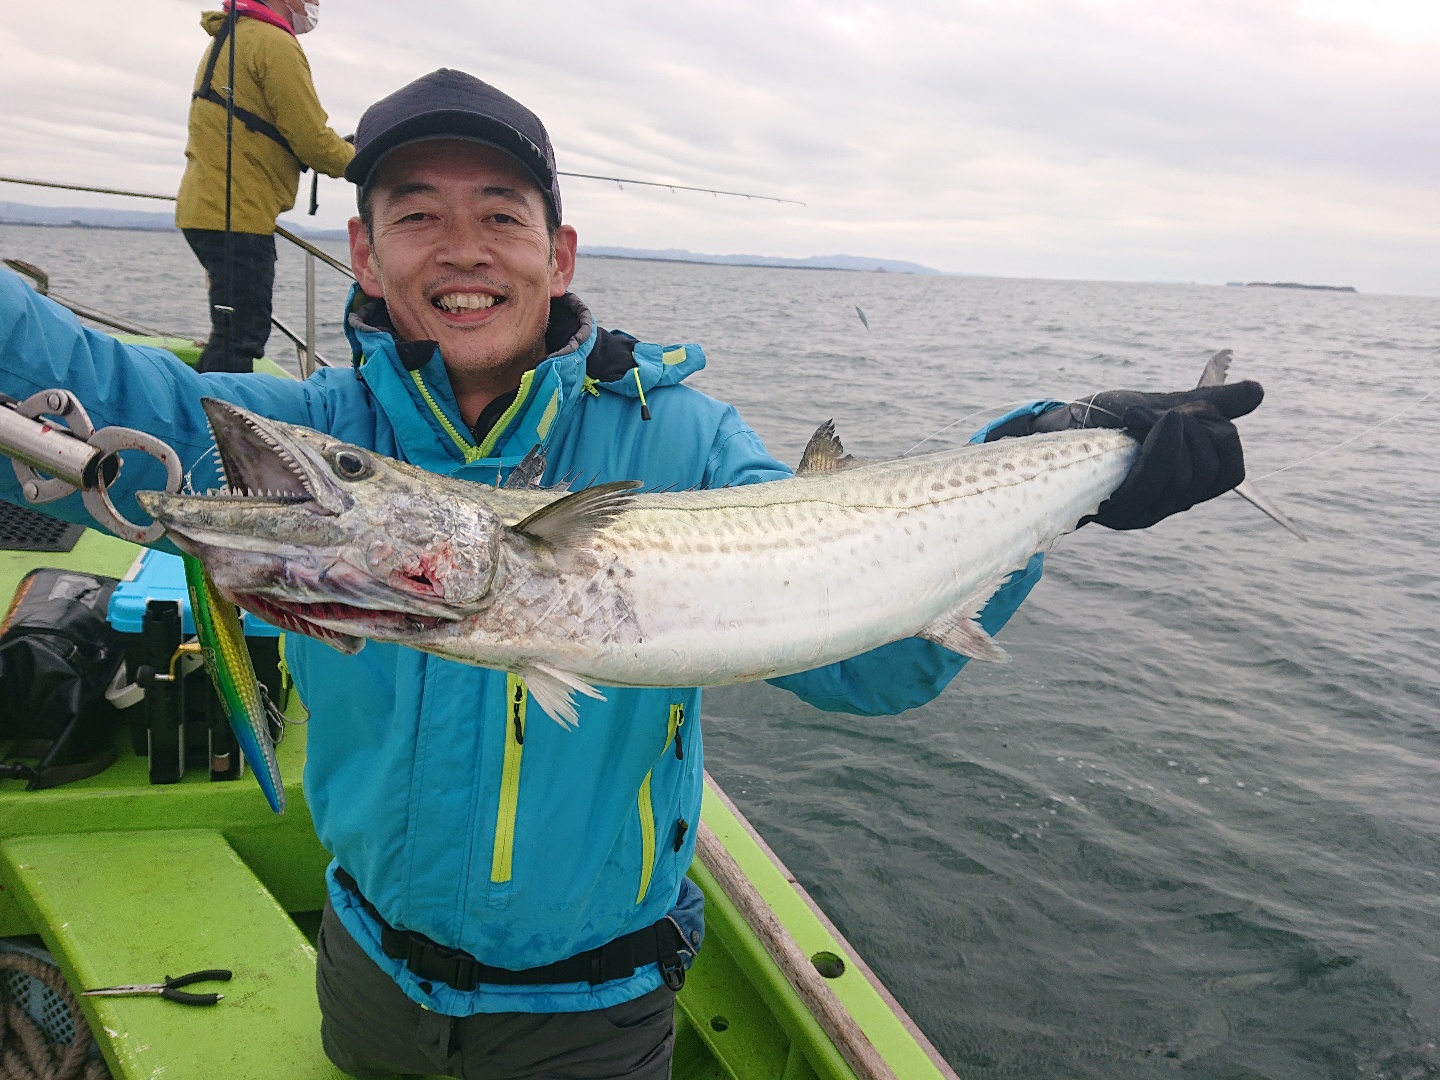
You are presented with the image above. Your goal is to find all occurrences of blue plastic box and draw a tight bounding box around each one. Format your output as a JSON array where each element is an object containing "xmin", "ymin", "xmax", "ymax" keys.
[{"xmin": 106, "ymin": 549, "xmax": 280, "ymax": 638}]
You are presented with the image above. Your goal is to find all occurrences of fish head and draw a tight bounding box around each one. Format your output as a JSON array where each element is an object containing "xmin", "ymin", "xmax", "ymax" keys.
[{"xmin": 137, "ymin": 399, "xmax": 505, "ymax": 652}]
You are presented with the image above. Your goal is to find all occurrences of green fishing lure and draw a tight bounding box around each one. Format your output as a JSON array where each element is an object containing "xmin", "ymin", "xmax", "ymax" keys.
[{"xmin": 182, "ymin": 553, "xmax": 286, "ymax": 813}]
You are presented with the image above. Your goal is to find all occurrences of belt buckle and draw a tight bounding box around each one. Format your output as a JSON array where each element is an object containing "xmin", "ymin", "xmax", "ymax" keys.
[{"xmin": 658, "ymin": 956, "xmax": 685, "ymax": 992}]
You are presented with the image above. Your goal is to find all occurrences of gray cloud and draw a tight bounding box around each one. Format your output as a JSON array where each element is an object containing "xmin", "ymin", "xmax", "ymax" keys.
[{"xmin": 1, "ymin": 0, "xmax": 1435, "ymax": 293}]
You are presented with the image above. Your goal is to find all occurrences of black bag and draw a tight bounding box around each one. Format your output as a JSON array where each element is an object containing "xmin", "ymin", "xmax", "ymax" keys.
[{"xmin": 0, "ymin": 568, "xmax": 125, "ymax": 789}]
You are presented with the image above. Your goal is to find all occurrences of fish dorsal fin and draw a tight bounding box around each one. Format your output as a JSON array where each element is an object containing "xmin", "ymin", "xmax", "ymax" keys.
[
  {"xmin": 503, "ymin": 445, "xmax": 547, "ymax": 490},
  {"xmin": 515, "ymin": 663, "xmax": 606, "ymax": 728},
  {"xmin": 511, "ymin": 480, "xmax": 640, "ymax": 550},
  {"xmin": 797, "ymin": 420, "xmax": 856, "ymax": 475},
  {"xmin": 1196, "ymin": 348, "xmax": 1233, "ymax": 388},
  {"xmin": 916, "ymin": 576, "xmax": 1011, "ymax": 663}
]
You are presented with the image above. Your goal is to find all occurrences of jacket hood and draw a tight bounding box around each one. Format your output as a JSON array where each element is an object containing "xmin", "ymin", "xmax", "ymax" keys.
[{"xmin": 590, "ymin": 331, "xmax": 705, "ymax": 398}]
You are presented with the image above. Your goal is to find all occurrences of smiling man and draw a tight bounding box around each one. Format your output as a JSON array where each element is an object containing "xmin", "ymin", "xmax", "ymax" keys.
[
  {"xmin": 0, "ymin": 67, "xmax": 1254, "ymax": 1080},
  {"xmin": 348, "ymin": 138, "xmax": 576, "ymax": 431}
]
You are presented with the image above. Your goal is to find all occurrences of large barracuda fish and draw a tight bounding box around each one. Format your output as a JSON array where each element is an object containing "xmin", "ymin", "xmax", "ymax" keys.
[{"xmin": 137, "ymin": 377, "xmax": 1267, "ymax": 726}]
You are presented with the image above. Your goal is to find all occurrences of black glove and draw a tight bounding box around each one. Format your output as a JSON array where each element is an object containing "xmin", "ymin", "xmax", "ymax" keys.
[{"xmin": 1025, "ymin": 381, "xmax": 1262, "ymax": 531}]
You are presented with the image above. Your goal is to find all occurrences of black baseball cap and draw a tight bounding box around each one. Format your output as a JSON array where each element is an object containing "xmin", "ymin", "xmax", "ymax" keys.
[{"xmin": 346, "ymin": 69, "xmax": 562, "ymax": 224}]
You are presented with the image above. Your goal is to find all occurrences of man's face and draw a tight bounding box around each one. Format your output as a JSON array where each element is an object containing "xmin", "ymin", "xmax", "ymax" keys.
[{"xmin": 349, "ymin": 140, "xmax": 578, "ymax": 390}]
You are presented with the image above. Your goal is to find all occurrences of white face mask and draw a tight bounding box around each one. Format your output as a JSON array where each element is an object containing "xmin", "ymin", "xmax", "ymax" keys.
[{"xmin": 291, "ymin": 0, "xmax": 319, "ymax": 33}]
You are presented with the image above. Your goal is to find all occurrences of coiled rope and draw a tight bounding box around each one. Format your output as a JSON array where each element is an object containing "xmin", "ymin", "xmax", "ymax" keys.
[{"xmin": 0, "ymin": 953, "xmax": 108, "ymax": 1080}]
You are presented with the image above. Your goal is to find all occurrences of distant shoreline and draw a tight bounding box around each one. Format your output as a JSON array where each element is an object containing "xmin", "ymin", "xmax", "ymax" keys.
[
  {"xmin": 578, "ymin": 251, "xmax": 886, "ymax": 274},
  {"xmin": 0, "ymin": 216, "xmax": 349, "ymax": 242},
  {"xmin": 0, "ymin": 217, "xmax": 172, "ymax": 235}
]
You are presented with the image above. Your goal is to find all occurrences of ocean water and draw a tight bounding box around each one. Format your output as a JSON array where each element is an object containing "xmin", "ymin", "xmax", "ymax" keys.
[{"xmin": 4, "ymin": 223, "xmax": 1439, "ymax": 1080}]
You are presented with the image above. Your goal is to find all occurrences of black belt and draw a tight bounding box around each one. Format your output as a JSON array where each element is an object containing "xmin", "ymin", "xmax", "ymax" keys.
[{"xmin": 334, "ymin": 868, "xmax": 686, "ymax": 993}]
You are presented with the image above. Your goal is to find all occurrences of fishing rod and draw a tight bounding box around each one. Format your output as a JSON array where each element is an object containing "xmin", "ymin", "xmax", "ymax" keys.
[
  {"xmin": 0, "ymin": 173, "xmax": 795, "ymax": 282},
  {"xmin": 557, "ymin": 172, "xmax": 803, "ymax": 205},
  {"xmin": 0, "ymin": 170, "xmax": 803, "ymax": 212},
  {"xmin": 222, "ymin": 0, "xmax": 239, "ymax": 372}
]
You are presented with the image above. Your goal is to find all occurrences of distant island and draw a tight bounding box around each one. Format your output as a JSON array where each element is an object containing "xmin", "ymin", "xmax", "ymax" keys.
[
  {"xmin": 1229, "ymin": 281, "xmax": 1358, "ymax": 293},
  {"xmin": 578, "ymin": 246, "xmax": 941, "ymax": 275}
]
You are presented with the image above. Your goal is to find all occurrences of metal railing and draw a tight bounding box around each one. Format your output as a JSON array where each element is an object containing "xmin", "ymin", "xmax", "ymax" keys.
[{"xmin": 0, "ymin": 174, "xmax": 352, "ymax": 377}]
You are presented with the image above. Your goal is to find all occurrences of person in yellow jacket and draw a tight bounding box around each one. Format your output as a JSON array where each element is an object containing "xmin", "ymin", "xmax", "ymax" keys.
[{"xmin": 176, "ymin": 0, "xmax": 353, "ymax": 372}]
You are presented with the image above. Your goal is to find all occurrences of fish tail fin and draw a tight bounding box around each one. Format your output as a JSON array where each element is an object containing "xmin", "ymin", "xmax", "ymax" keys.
[
  {"xmin": 1195, "ymin": 350, "xmax": 1307, "ymax": 540},
  {"xmin": 1233, "ymin": 479, "xmax": 1308, "ymax": 541}
]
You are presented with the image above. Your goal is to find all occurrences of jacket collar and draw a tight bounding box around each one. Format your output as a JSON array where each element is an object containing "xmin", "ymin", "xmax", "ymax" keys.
[
  {"xmin": 212, "ymin": 1, "xmax": 296, "ymax": 37},
  {"xmin": 341, "ymin": 286, "xmax": 708, "ymax": 482},
  {"xmin": 343, "ymin": 288, "xmax": 597, "ymax": 478}
]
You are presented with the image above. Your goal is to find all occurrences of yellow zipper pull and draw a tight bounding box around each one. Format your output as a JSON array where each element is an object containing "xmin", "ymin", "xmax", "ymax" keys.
[{"xmin": 632, "ymin": 367, "xmax": 651, "ymax": 421}]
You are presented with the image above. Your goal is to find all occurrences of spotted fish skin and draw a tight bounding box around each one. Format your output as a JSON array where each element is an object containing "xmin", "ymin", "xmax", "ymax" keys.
[
  {"xmin": 183, "ymin": 553, "xmax": 285, "ymax": 813},
  {"xmin": 140, "ymin": 400, "xmax": 1140, "ymax": 728}
]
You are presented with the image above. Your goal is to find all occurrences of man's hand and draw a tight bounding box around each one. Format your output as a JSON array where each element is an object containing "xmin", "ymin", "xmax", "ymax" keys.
[{"xmin": 1030, "ymin": 381, "xmax": 1263, "ymax": 531}]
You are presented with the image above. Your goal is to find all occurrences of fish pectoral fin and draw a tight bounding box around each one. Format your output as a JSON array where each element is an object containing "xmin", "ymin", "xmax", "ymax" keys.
[
  {"xmin": 515, "ymin": 663, "xmax": 607, "ymax": 728},
  {"xmin": 511, "ymin": 481, "xmax": 641, "ymax": 551},
  {"xmin": 796, "ymin": 420, "xmax": 857, "ymax": 475},
  {"xmin": 917, "ymin": 576, "xmax": 1012, "ymax": 663},
  {"xmin": 917, "ymin": 611, "xmax": 1010, "ymax": 663}
]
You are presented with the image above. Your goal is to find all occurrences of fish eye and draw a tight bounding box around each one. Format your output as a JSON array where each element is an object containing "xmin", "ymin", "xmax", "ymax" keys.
[{"xmin": 329, "ymin": 448, "xmax": 374, "ymax": 481}]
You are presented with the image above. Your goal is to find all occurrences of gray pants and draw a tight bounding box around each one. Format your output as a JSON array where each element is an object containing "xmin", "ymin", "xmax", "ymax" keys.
[{"xmin": 316, "ymin": 901, "xmax": 677, "ymax": 1079}]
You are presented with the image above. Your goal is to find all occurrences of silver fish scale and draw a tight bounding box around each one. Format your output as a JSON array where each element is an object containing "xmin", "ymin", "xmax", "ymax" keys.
[{"xmin": 417, "ymin": 428, "xmax": 1140, "ymax": 690}]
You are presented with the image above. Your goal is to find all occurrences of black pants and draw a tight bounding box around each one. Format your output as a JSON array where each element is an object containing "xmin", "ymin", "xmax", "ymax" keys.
[
  {"xmin": 315, "ymin": 901, "xmax": 677, "ymax": 1080},
  {"xmin": 182, "ymin": 228, "xmax": 277, "ymax": 373}
]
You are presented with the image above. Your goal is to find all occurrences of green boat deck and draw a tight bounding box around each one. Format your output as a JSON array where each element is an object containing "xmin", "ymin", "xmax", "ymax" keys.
[{"xmin": 0, "ymin": 512, "xmax": 957, "ymax": 1080}]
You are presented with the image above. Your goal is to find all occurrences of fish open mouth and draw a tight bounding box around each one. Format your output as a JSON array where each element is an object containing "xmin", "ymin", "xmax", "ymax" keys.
[
  {"xmin": 201, "ymin": 398, "xmax": 336, "ymax": 511},
  {"xmin": 237, "ymin": 594, "xmax": 445, "ymax": 641}
]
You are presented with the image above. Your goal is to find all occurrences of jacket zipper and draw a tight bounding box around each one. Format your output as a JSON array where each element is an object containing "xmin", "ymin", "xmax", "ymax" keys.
[
  {"xmin": 409, "ymin": 368, "xmax": 483, "ymax": 463},
  {"xmin": 635, "ymin": 703, "xmax": 688, "ymax": 905},
  {"xmin": 635, "ymin": 773, "xmax": 656, "ymax": 904},
  {"xmin": 670, "ymin": 702, "xmax": 685, "ymax": 760},
  {"xmin": 490, "ymin": 675, "xmax": 527, "ymax": 884}
]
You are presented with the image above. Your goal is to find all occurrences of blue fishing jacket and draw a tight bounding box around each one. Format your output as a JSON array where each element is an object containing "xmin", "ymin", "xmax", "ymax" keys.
[{"xmin": 0, "ymin": 269, "xmax": 1045, "ymax": 1014}]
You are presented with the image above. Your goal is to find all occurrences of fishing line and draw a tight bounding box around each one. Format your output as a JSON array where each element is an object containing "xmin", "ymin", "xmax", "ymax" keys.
[
  {"xmin": 183, "ymin": 444, "xmax": 224, "ymax": 495},
  {"xmin": 903, "ymin": 399, "xmax": 1045, "ymax": 455},
  {"xmin": 902, "ymin": 397, "xmax": 1128, "ymax": 455},
  {"xmin": 1251, "ymin": 384, "xmax": 1439, "ymax": 482},
  {"xmin": 908, "ymin": 381, "xmax": 1438, "ymax": 485}
]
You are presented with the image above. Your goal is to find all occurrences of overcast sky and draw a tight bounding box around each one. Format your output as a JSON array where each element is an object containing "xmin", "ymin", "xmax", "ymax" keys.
[{"xmin": 2, "ymin": 0, "xmax": 1437, "ymax": 294}]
